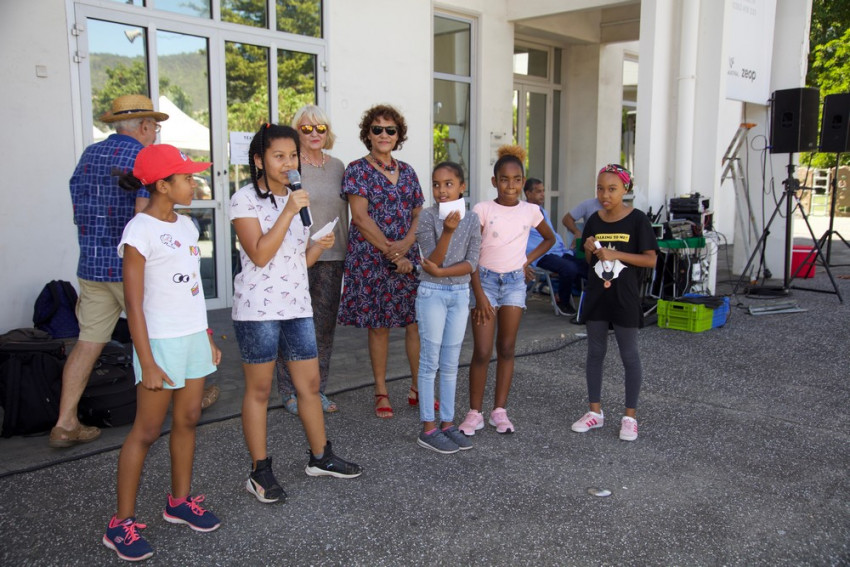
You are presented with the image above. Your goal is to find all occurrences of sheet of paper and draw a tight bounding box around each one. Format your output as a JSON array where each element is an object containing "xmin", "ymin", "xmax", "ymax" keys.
[
  {"xmin": 438, "ymin": 198, "xmax": 466, "ymax": 220},
  {"xmin": 310, "ymin": 217, "xmax": 339, "ymax": 241}
]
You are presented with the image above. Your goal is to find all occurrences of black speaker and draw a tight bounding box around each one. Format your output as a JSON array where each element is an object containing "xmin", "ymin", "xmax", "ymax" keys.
[
  {"xmin": 770, "ymin": 87, "xmax": 819, "ymax": 154},
  {"xmin": 820, "ymin": 93, "xmax": 850, "ymax": 153}
]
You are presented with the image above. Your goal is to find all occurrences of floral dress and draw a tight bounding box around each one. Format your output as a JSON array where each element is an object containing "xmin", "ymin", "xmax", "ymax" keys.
[{"xmin": 338, "ymin": 157, "xmax": 424, "ymax": 328}]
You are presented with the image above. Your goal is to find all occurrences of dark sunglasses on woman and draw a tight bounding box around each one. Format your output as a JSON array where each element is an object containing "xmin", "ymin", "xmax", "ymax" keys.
[
  {"xmin": 370, "ymin": 125, "xmax": 398, "ymax": 136},
  {"xmin": 299, "ymin": 124, "xmax": 328, "ymax": 134}
]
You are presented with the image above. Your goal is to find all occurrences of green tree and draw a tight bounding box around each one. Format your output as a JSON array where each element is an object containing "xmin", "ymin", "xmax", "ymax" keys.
[
  {"xmin": 803, "ymin": 1, "xmax": 850, "ymax": 168},
  {"xmin": 92, "ymin": 60, "xmax": 192, "ymax": 129},
  {"xmin": 276, "ymin": 0, "xmax": 321, "ymax": 37},
  {"xmin": 222, "ymin": 0, "xmax": 267, "ymax": 27},
  {"xmin": 807, "ymin": 0, "xmax": 850, "ymax": 86}
]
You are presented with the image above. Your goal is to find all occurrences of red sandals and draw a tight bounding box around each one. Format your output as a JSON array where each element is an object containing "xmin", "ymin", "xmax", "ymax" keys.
[
  {"xmin": 408, "ymin": 387, "xmax": 440, "ymax": 411},
  {"xmin": 374, "ymin": 394, "xmax": 394, "ymax": 419}
]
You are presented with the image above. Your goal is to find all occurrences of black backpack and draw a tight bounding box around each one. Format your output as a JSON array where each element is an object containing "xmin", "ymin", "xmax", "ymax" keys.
[
  {"xmin": 78, "ymin": 342, "xmax": 137, "ymax": 428},
  {"xmin": 33, "ymin": 280, "xmax": 80, "ymax": 339},
  {"xmin": 0, "ymin": 329, "xmax": 65, "ymax": 437}
]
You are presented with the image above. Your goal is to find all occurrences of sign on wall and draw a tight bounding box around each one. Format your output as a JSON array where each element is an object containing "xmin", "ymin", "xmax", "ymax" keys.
[{"xmin": 725, "ymin": 0, "xmax": 777, "ymax": 104}]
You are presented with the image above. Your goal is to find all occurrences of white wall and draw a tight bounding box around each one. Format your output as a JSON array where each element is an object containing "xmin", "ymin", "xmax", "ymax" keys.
[
  {"xmin": 733, "ymin": 0, "xmax": 812, "ymax": 279},
  {"xmin": 439, "ymin": 0, "xmax": 515, "ymax": 203},
  {"xmin": 0, "ymin": 0, "xmax": 80, "ymax": 331},
  {"xmin": 326, "ymin": 0, "xmax": 433, "ymax": 184}
]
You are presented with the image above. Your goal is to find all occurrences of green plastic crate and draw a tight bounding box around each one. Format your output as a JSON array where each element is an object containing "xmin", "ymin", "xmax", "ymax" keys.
[{"xmin": 657, "ymin": 299, "xmax": 714, "ymax": 333}]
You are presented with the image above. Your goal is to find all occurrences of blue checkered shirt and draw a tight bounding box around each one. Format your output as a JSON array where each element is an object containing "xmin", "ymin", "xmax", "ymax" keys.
[{"xmin": 70, "ymin": 134, "xmax": 149, "ymax": 282}]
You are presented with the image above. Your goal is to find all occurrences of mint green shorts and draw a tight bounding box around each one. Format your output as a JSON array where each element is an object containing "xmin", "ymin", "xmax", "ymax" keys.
[{"xmin": 132, "ymin": 330, "xmax": 216, "ymax": 390}]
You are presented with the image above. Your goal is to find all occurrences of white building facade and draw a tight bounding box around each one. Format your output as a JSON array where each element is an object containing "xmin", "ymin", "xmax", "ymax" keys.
[{"xmin": 0, "ymin": 0, "xmax": 812, "ymax": 331}]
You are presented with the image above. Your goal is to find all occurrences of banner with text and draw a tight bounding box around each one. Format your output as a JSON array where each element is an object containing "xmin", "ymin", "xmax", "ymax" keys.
[{"xmin": 725, "ymin": 0, "xmax": 777, "ymax": 104}]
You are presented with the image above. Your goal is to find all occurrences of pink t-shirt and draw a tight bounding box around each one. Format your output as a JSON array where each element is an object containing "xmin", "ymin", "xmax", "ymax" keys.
[{"xmin": 473, "ymin": 200, "xmax": 544, "ymax": 272}]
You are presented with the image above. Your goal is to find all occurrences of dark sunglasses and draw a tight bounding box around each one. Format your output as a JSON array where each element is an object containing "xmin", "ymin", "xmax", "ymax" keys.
[
  {"xmin": 370, "ymin": 125, "xmax": 398, "ymax": 136},
  {"xmin": 299, "ymin": 124, "xmax": 328, "ymax": 135}
]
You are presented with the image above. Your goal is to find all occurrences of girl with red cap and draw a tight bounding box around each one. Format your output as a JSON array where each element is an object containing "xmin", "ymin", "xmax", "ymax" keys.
[{"xmin": 103, "ymin": 144, "xmax": 222, "ymax": 561}]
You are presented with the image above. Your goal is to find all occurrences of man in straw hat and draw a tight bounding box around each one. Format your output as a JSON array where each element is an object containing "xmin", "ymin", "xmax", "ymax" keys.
[{"xmin": 49, "ymin": 94, "xmax": 168, "ymax": 448}]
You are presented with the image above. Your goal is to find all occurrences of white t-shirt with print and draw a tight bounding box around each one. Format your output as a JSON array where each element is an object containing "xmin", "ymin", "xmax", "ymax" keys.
[
  {"xmin": 229, "ymin": 184, "xmax": 312, "ymax": 321},
  {"xmin": 118, "ymin": 213, "xmax": 208, "ymax": 339}
]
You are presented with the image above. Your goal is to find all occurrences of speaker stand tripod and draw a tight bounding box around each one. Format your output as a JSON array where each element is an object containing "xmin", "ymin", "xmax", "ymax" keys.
[
  {"xmin": 814, "ymin": 152, "xmax": 850, "ymax": 266},
  {"xmin": 733, "ymin": 155, "xmax": 844, "ymax": 302}
]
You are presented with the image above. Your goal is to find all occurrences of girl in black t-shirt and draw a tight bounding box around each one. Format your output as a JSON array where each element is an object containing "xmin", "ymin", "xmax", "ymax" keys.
[{"xmin": 571, "ymin": 164, "xmax": 658, "ymax": 441}]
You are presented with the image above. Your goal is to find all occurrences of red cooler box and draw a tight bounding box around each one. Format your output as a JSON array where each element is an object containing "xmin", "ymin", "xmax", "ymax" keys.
[{"xmin": 791, "ymin": 245, "xmax": 816, "ymax": 278}]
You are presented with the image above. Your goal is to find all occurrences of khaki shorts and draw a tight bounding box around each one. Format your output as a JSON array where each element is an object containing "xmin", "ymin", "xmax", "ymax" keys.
[{"xmin": 76, "ymin": 279, "xmax": 125, "ymax": 343}]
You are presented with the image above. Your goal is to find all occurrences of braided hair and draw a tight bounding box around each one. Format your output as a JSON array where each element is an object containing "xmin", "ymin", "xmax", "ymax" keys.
[{"xmin": 248, "ymin": 123, "xmax": 301, "ymax": 209}]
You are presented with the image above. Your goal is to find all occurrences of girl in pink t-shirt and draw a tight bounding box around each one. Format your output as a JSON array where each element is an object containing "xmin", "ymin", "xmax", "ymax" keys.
[{"xmin": 459, "ymin": 146, "xmax": 555, "ymax": 436}]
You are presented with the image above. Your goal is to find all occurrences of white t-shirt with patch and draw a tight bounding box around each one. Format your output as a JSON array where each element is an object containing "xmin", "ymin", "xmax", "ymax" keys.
[
  {"xmin": 118, "ymin": 213, "xmax": 208, "ymax": 339},
  {"xmin": 229, "ymin": 184, "xmax": 312, "ymax": 321}
]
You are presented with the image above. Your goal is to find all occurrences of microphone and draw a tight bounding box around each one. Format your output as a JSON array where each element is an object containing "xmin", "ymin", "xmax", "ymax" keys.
[{"xmin": 286, "ymin": 169, "xmax": 312, "ymax": 227}]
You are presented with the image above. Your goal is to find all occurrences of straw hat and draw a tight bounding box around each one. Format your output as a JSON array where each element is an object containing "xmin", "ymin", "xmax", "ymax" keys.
[{"xmin": 101, "ymin": 94, "xmax": 169, "ymax": 123}]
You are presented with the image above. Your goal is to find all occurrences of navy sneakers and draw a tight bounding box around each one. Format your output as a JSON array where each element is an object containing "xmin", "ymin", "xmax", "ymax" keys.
[
  {"xmin": 102, "ymin": 516, "xmax": 154, "ymax": 562},
  {"xmin": 162, "ymin": 494, "xmax": 221, "ymax": 532}
]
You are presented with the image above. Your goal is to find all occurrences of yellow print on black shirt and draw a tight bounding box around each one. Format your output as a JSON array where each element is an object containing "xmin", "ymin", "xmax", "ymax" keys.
[{"xmin": 595, "ymin": 233, "xmax": 631, "ymax": 243}]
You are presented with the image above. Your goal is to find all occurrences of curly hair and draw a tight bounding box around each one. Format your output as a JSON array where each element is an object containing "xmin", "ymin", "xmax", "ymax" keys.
[
  {"xmin": 358, "ymin": 104, "xmax": 408, "ymax": 151},
  {"xmin": 493, "ymin": 144, "xmax": 526, "ymax": 177}
]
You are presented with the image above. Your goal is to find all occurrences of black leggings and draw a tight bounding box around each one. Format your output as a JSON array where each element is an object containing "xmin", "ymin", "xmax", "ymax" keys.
[{"xmin": 585, "ymin": 320, "xmax": 642, "ymax": 409}]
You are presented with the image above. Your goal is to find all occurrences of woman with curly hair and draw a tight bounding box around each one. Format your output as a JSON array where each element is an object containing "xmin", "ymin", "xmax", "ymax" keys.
[{"xmin": 338, "ymin": 104, "xmax": 424, "ymax": 418}]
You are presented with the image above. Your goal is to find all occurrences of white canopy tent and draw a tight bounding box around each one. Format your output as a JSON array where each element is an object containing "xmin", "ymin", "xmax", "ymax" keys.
[
  {"xmin": 157, "ymin": 96, "xmax": 210, "ymax": 153},
  {"xmin": 92, "ymin": 96, "xmax": 210, "ymax": 153}
]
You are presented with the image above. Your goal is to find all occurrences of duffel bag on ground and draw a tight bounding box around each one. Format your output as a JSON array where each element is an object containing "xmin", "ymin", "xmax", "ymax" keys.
[
  {"xmin": 0, "ymin": 329, "xmax": 65, "ymax": 437},
  {"xmin": 78, "ymin": 342, "xmax": 137, "ymax": 428}
]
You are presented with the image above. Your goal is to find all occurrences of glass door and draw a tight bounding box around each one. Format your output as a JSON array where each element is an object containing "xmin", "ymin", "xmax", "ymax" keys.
[
  {"xmin": 513, "ymin": 41, "xmax": 563, "ymax": 227},
  {"xmin": 513, "ymin": 85, "xmax": 553, "ymax": 207},
  {"xmin": 73, "ymin": 2, "xmax": 324, "ymax": 309}
]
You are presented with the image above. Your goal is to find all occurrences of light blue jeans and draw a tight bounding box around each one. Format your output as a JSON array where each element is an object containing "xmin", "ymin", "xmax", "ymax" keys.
[{"xmin": 415, "ymin": 281, "xmax": 470, "ymax": 423}]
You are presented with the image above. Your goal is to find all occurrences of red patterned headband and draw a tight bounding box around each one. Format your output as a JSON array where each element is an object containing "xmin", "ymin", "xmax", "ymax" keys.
[{"xmin": 599, "ymin": 164, "xmax": 633, "ymax": 189}]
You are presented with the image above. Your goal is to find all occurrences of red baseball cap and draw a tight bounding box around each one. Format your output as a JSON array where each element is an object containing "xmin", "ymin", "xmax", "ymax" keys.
[{"xmin": 133, "ymin": 144, "xmax": 212, "ymax": 185}]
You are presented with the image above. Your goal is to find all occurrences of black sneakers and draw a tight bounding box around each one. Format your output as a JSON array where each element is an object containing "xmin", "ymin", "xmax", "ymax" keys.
[
  {"xmin": 305, "ymin": 441, "xmax": 362, "ymax": 479},
  {"xmin": 246, "ymin": 457, "xmax": 286, "ymax": 504}
]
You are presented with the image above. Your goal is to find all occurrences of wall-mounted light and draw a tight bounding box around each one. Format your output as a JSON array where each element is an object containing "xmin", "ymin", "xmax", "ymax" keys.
[{"xmin": 124, "ymin": 29, "xmax": 143, "ymax": 43}]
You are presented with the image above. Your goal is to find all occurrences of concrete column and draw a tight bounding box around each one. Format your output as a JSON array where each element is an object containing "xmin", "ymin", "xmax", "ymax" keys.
[
  {"xmin": 634, "ymin": 0, "xmax": 678, "ymax": 213},
  {"xmin": 674, "ymin": 0, "xmax": 699, "ymax": 195},
  {"xmin": 564, "ymin": 44, "xmax": 601, "ymax": 207},
  {"xmin": 736, "ymin": 0, "xmax": 813, "ymax": 278}
]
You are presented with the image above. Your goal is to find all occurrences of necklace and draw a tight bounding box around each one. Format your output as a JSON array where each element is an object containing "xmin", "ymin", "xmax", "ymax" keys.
[
  {"xmin": 301, "ymin": 151, "xmax": 327, "ymax": 168},
  {"xmin": 369, "ymin": 153, "xmax": 397, "ymax": 174}
]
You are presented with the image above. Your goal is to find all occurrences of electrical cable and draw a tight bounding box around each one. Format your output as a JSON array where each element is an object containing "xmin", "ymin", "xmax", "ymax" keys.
[{"xmin": 0, "ymin": 335, "xmax": 590, "ymax": 480}]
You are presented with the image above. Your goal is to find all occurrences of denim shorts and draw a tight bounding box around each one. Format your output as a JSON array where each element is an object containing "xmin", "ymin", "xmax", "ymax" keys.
[
  {"xmin": 132, "ymin": 330, "xmax": 216, "ymax": 389},
  {"xmin": 233, "ymin": 318, "xmax": 318, "ymax": 364},
  {"xmin": 470, "ymin": 267, "xmax": 527, "ymax": 310}
]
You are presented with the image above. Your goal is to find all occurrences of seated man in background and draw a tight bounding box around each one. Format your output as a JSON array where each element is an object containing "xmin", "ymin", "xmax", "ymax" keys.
[
  {"xmin": 562, "ymin": 195, "xmax": 603, "ymax": 246},
  {"xmin": 524, "ymin": 179, "xmax": 587, "ymax": 316}
]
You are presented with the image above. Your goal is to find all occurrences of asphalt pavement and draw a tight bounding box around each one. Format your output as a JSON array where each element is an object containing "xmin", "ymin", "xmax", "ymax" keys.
[{"xmin": 1, "ymin": 237, "xmax": 849, "ymax": 566}]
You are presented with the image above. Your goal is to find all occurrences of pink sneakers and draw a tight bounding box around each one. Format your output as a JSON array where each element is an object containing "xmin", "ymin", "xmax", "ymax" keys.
[
  {"xmin": 571, "ymin": 411, "xmax": 604, "ymax": 433},
  {"xmin": 619, "ymin": 416, "xmax": 638, "ymax": 441},
  {"xmin": 458, "ymin": 410, "xmax": 484, "ymax": 436},
  {"xmin": 488, "ymin": 407, "xmax": 515, "ymax": 434}
]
